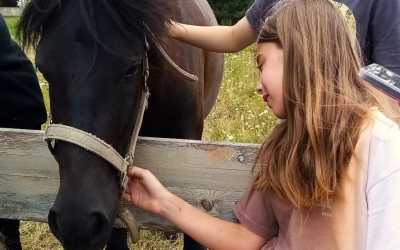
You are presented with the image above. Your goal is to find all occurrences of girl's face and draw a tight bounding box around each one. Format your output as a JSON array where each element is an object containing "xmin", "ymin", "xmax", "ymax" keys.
[{"xmin": 256, "ymin": 42, "xmax": 286, "ymax": 119}]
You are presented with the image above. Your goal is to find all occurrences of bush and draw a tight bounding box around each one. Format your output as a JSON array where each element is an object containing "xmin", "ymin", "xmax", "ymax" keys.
[{"xmin": 208, "ymin": 0, "xmax": 254, "ymax": 25}]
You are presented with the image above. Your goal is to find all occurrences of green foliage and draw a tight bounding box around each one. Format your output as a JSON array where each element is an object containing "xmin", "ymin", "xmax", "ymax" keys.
[
  {"xmin": 4, "ymin": 16, "xmax": 18, "ymax": 39},
  {"xmin": 208, "ymin": 0, "xmax": 254, "ymax": 25},
  {"xmin": 204, "ymin": 47, "xmax": 277, "ymax": 144}
]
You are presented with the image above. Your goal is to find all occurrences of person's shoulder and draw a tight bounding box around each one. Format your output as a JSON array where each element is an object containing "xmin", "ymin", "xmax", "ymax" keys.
[
  {"xmin": 363, "ymin": 110, "xmax": 400, "ymax": 190},
  {"xmin": 249, "ymin": 0, "xmax": 272, "ymax": 9},
  {"xmin": 0, "ymin": 14, "xmax": 7, "ymax": 27},
  {"xmin": 369, "ymin": 110, "xmax": 400, "ymax": 142},
  {"xmin": 246, "ymin": 0, "xmax": 277, "ymax": 32},
  {"xmin": 0, "ymin": 14, "xmax": 11, "ymax": 44}
]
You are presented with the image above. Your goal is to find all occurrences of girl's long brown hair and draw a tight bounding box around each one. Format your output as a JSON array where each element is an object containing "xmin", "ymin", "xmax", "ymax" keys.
[{"xmin": 254, "ymin": 0, "xmax": 379, "ymax": 208}]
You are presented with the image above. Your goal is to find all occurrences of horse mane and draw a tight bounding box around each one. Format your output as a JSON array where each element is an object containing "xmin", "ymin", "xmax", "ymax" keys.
[{"xmin": 18, "ymin": 0, "xmax": 173, "ymax": 51}]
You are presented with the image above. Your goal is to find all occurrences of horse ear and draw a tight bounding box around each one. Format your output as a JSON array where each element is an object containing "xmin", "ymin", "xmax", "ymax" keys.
[{"xmin": 18, "ymin": 0, "xmax": 62, "ymax": 50}]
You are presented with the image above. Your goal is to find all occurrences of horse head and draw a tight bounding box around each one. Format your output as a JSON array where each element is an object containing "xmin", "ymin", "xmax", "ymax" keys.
[{"xmin": 19, "ymin": 0, "xmax": 171, "ymax": 248}]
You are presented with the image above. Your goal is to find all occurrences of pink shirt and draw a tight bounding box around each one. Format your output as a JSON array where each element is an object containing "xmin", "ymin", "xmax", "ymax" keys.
[{"xmin": 234, "ymin": 111, "xmax": 400, "ymax": 250}]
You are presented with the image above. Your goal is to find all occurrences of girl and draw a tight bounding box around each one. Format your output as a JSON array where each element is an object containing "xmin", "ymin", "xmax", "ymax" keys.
[{"xmin": 124, "ymin": 1, "xmax": 400, "ymax": 249}]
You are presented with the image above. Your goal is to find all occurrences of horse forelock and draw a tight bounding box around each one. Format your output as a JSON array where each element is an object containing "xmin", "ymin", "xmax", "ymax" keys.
[{"xmin": 18, "ymin": 0, "xmax": 174, "ymax": 51}]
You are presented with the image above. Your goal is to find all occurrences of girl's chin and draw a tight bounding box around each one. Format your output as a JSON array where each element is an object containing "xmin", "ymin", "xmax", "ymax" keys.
[
  {"xmin": 265, "ymin": 105, "xmax": 287, "ymax": 119},
  {"xmin": 274, "ymin": 113, "xmax": 287, "ymax": 119},
  {"xmin": 264, "ymin": 104, "xmax": 272, "ymax": 113},
  {"xmin": 264, "ymin": 100, "xmax": 272, "ymax": 109}
]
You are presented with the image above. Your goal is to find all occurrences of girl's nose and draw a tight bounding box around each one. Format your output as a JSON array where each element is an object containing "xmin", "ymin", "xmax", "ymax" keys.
[{"xmin": 256, "ymin": 83, "xmax": 263, "ymax": 95}]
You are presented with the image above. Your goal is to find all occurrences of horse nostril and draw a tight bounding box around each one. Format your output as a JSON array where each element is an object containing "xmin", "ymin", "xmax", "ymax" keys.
[
  {"xmin": 49, "ymin": 209, "xmax": 111, "ymax": 247},
  {"xmin": 89, "ymin": 212, "xmax": 110, "ymax": 242}
]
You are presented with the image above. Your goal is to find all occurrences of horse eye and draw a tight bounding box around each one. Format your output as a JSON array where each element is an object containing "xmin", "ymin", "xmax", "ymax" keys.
[{"xmin": 124, "ymin": 65, "xmax": 140, "ymax": 78}]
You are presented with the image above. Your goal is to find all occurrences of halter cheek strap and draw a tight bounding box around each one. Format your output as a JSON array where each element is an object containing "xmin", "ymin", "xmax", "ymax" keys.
[
  {"xmin": 43, "ymin": 43, "xmax": 150, "ymax": 244},
  {"xmin": 44, "ymin": 38, "xmax": 151, "ymax": 188}
]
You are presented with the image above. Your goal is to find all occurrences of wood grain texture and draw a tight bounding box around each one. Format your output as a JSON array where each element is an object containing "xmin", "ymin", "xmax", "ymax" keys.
[
  {"xmin": 0, "ymin": 128, "xmax": 260, "ymax": 231},
  {"xmin": 0, "ymin": 7, "xmax": 21, "ymax": 17}
]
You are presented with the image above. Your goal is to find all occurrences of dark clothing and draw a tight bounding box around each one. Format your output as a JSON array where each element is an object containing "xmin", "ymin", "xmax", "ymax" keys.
[
  {"xmin": 0, "ymin": 14, "xmax": 46, "ymax": 250},
  {"xmin": 246, "ymin": 0, "xmax": 400, "ymax": 74},
  {"xmin": 0, "ymin": 219, "xmax": 21, "ymax": 250},
  {"xmin": 0, "ymin": 14, "xmax": 46, "ymax": 129}
]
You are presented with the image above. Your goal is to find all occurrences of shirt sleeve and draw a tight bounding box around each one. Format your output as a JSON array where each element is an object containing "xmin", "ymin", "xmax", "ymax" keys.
[
  {"xmin": 0, "ymin": 14, "xmax": 12, "ymax": 49},
  {"xmin": 246, "ymin": 0, "xmax": 278, "ymax": 33},
  {"xmin": 366, "ymin": 123, "xmax": 400, "ymax": 250},
  {"xmin": 0, "ymin": 15, "xmax": 47, "ymax": 128},
  {"xmin": 368, "ymin": 0, "xmax": 400, "ymax": 74},
  {"xmin": 233, "ymin": 186, "xmax": 278, "ymax": 240}
]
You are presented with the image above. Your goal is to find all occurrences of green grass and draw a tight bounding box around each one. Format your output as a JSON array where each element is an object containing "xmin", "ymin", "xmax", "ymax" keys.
[
  {"xmin": 4, "ymin": 16, "xmax": 19, "ymax": 39},
  {"xmin": 5, "ymin": 19, "xmax": 277, "ymax": 249},
  {"xmin": 204, "ymin": 48, "xmax": 277, "ymax": 144},
  {"xmin": 20, "ymin": 223, "xmax": 183, "ymax": 250}
]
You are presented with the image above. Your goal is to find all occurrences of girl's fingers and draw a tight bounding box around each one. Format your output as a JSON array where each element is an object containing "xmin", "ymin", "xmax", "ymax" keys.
[
  {"xmin": 127, "ymin": 166, "xmax": 138, "ymax": 177},
  {"xmin": 123, "ymin": 187, "xmax": 140, "ymax": 206},
  {"xmin": 122, "ymin": 192, "xmax": 132, "ymax": 203},
  {"xmin": 127, "ymin": 166, "xmax": 147, "ymax": 179}
]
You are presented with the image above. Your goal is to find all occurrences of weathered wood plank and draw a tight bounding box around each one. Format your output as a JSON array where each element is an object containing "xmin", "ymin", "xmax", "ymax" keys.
[
  {"xmin": 0, "ymin": 7, "xmax": 21, "ymax": 17},
  {"xmin": 0, "ymin": 128, "xmax": 259, "ymax": 231}
]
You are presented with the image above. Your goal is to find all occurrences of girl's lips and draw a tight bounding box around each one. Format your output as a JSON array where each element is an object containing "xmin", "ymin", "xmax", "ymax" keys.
[{"xmin": 263, "ymin": 94, "xmax": 270, "ymax": 103}]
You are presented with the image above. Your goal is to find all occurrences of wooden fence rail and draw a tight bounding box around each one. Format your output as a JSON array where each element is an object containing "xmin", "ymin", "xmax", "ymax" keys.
[
  {"xmin": 0, "ymin": 7, "xmax": 21, "ymax": 17},
  {"xmin": 0, "ymin": 128, "xmax": 259, "ymax": 232}
]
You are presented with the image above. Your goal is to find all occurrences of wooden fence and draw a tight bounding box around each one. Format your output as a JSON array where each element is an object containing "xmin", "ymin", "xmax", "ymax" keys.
[
  {"xmin": 0, "ymin": 128, "xmax": 259, "ymax": 231},
  {"xmin": 0, "ymin": 7, "xmax": 21, "ymax": 16}
]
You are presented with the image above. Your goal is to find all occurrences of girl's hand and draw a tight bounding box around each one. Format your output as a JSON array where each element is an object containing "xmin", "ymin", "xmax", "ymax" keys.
[
  {"xmin": 123, "ymin": 166, "xmax": 172, "ymax": 215},
  {"xmin": 165, "ymin": 20, "xmax": 180, "ymax": 39}
]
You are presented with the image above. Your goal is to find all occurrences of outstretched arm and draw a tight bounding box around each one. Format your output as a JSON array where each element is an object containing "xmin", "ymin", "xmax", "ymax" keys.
[
  {"xmin": 168, "ymin": 17, "xmax": 258, "ymax": 53},
  {"xmin": 123, "ymin": 167, "xmax": 266, "ymax": 250}
]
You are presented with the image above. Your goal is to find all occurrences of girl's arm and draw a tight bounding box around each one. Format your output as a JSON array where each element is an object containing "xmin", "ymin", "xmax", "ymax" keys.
[
  {"xmin": 161, "ymin": 190, "xmax": 266, "ymax": 250},
  {"xmin": 123, "ymin": 167, "xmax": 266, "ymax": 250},
  {"xmin": 168, "ymin": 17, "xmax": 258, "ymax": 53}
]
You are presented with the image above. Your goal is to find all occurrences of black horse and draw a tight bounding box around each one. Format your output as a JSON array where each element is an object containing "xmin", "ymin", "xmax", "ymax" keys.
[{"xmin": 18, "ymin": 0, "xmax": 223, "ymax": 249}]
